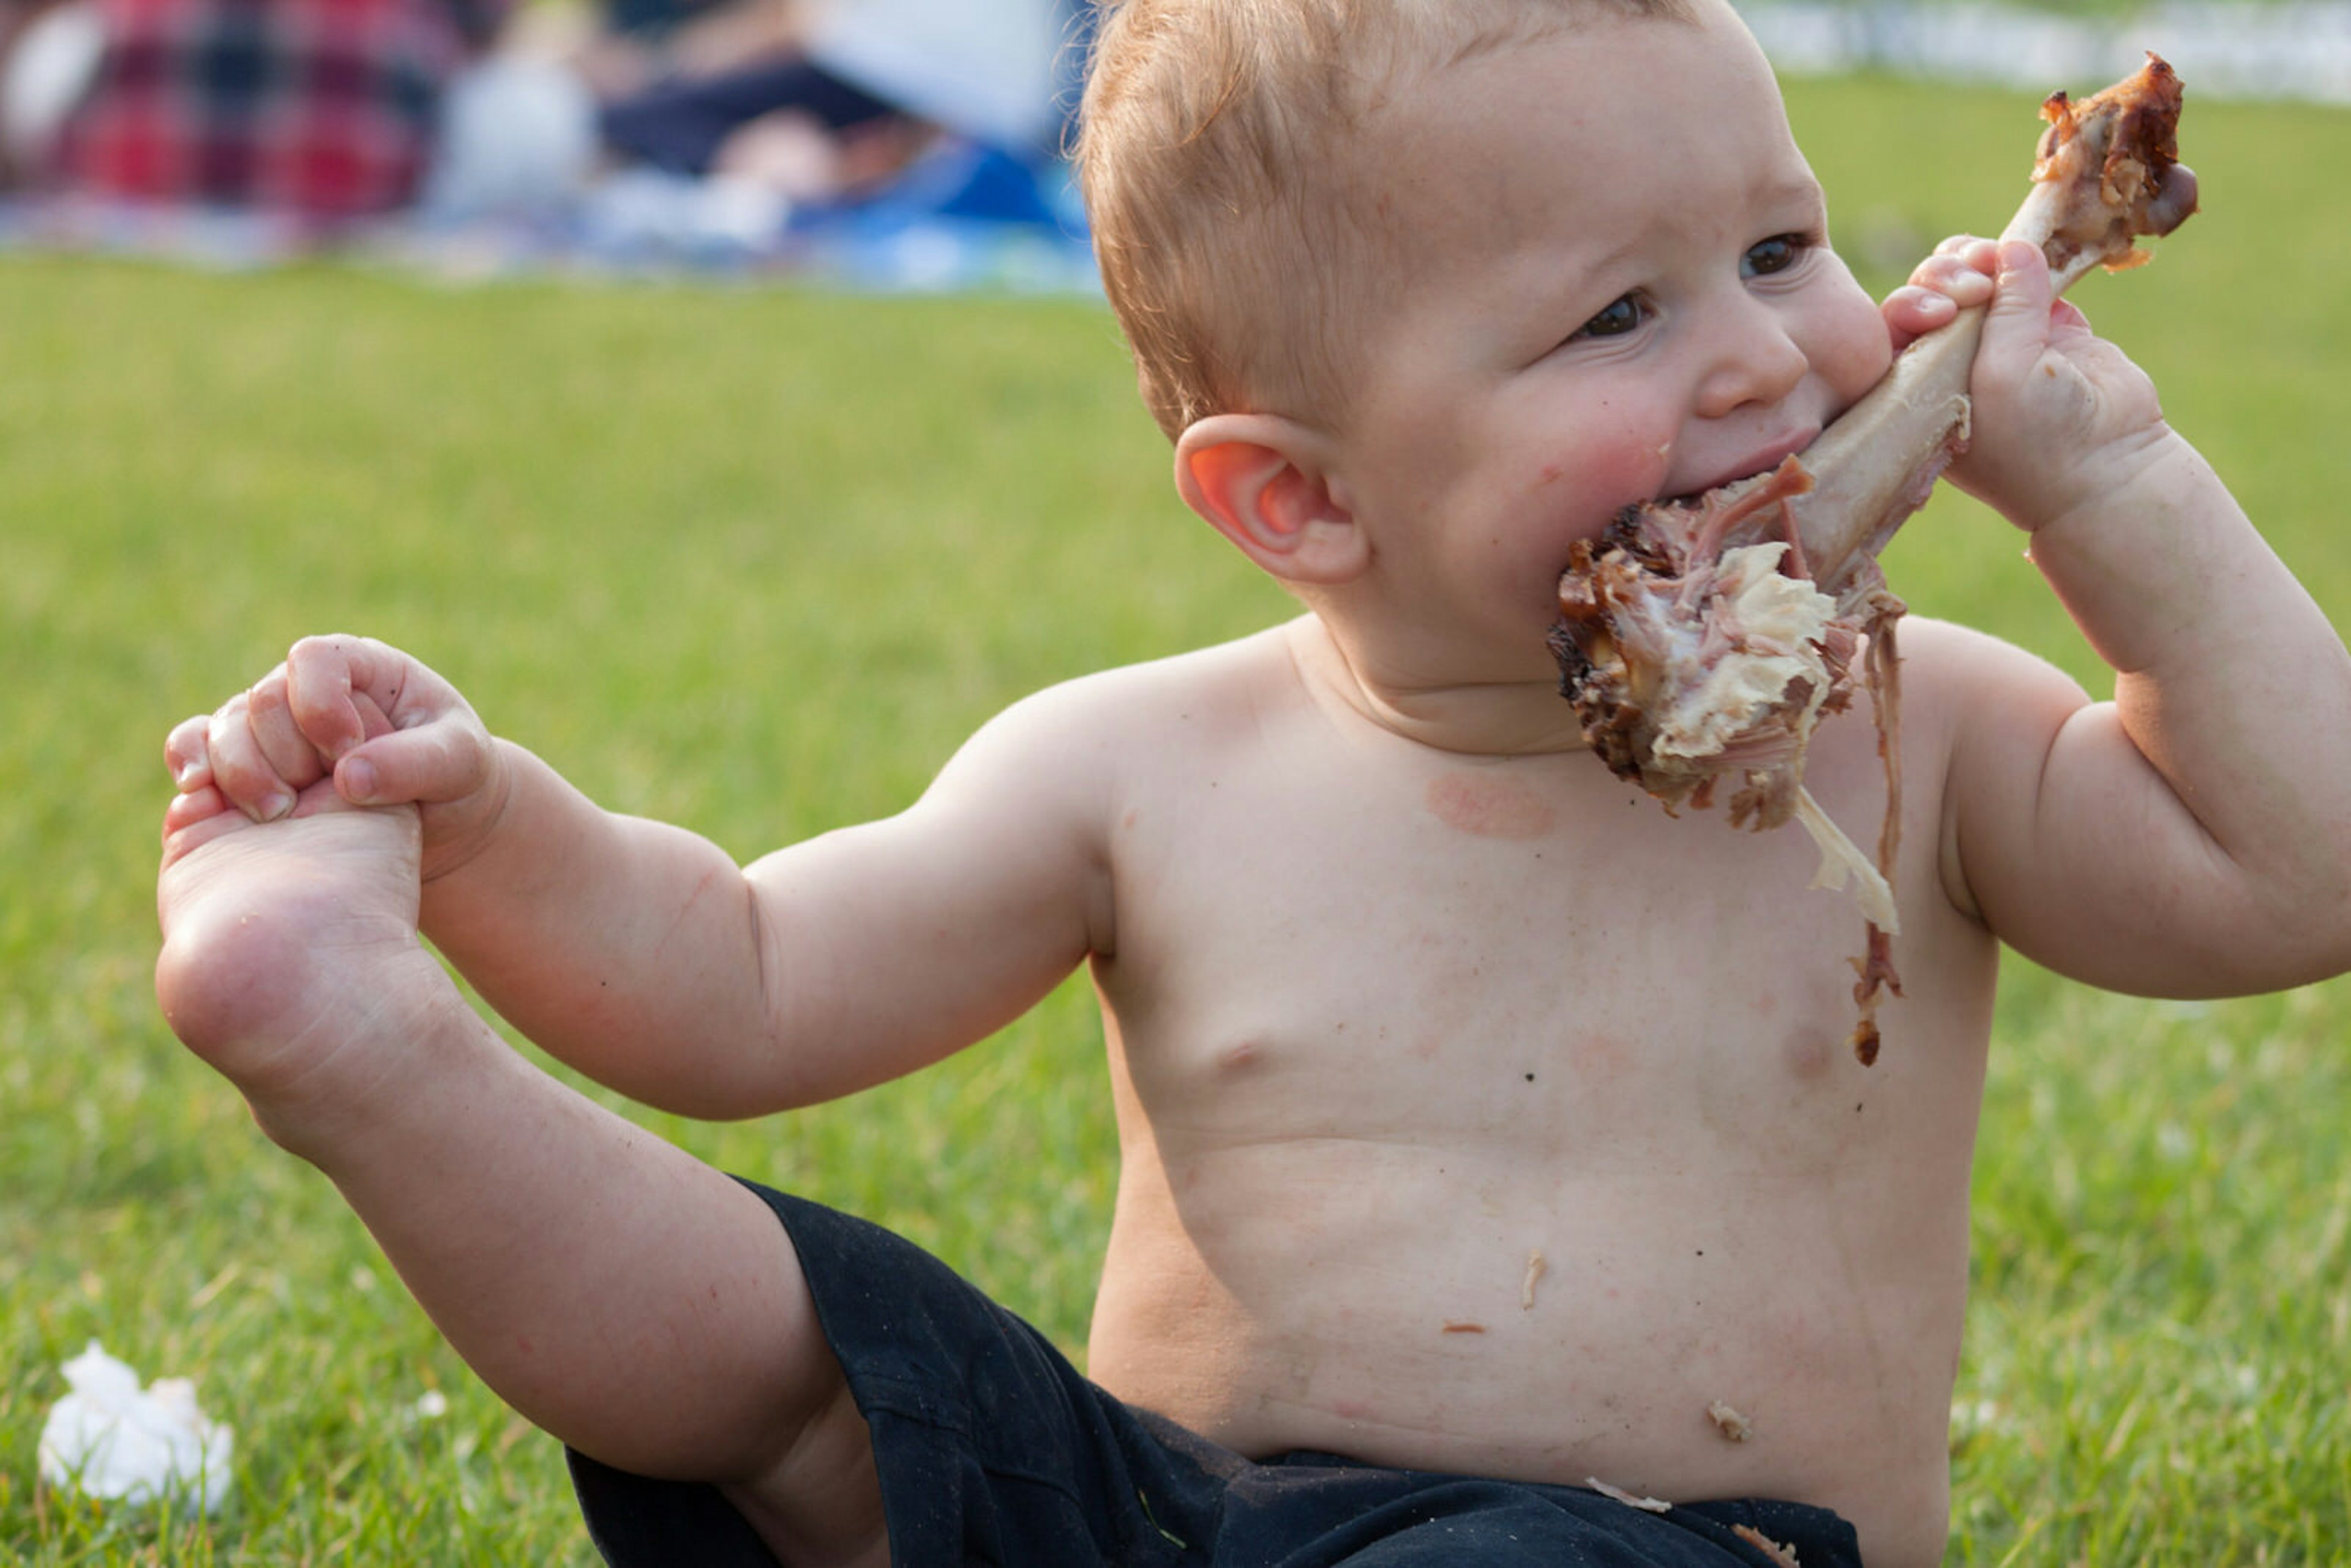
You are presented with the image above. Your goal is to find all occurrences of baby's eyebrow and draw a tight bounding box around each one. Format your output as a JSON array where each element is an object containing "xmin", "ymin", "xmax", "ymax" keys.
[{"xmin": 1753, "ymin": 174, "xmax": 1828, "ymax": 221}]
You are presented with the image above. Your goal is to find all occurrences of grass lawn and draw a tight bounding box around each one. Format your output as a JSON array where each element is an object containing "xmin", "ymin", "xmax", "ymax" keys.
[{"xmin": 4, "ymin": 69, "xmax": 2349, "ymax": 1565}]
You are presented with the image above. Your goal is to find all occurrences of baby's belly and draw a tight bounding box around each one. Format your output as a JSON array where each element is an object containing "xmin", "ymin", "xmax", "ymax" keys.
[{"xmin": 1087, "ymin": 1135, "xmax": 1967, "ymax": 1568}]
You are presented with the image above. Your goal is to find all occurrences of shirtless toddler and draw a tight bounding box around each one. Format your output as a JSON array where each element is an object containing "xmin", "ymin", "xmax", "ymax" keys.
[{"xmin": 154, "ymin": 1, "xmax": 2351, "ymax": 1564}]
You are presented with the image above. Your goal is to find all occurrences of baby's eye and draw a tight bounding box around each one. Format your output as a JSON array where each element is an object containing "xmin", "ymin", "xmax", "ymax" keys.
[
  {"xmin": 1574, "ymin": 293, "xmax": 1648, "ymax": 340},
  {"xmin": 1742, "ymin": 234, "xmax": 1811, "ymax": 278}
]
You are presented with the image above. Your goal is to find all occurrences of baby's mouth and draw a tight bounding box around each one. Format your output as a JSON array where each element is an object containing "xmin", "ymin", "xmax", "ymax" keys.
[
  {"xmin": 1551, "ymin": 435, "xmax": 1824, "ymax": 583},
  {"xmin": 1663, "ymin": 430, "xmax": 1821, "ymax": 508},
  {"xmin": 1548, "ymin": 432, "xmax": 1823, "ymax": 583}
]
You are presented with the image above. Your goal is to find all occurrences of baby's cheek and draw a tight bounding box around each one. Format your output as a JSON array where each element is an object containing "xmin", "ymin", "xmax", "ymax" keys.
[
  {"xmin": 1826, "ymin": 293, "xmax": 1898, "ymax": 401},
  {"xmin": 1802, "ymin": 258, "xmax": 1897, "ymax": 400},
  {"xmin": 1540, "ymin": 417, "xmax": 1678, "ymax": 533}
]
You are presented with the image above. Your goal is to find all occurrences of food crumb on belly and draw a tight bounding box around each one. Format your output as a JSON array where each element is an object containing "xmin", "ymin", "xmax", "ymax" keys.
[
  {"xmin": 1706, "ymin": 1400, "xmax": 1754, "ymax": 1442},
  {"xmin": 1585, "ymin": 1475, "xmax": 1671, "ymax": 1513},
  {"xmin": 1733, "ymin": 1523, "xmax": 1802, "ymax": 1566},
  {"xmin": 1520, "ymin": 1248, "xmax": 1548, "ymax": 1311}
]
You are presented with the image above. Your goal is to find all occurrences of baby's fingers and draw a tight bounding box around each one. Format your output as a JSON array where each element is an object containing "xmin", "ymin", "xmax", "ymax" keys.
[
  {"xmin": 1880, "ymin": 284, "xmax": 1959, "ymax": 351},
  {"xmin": 1905, "ymin": 250, "xmax": 1998, "ymax": 307},
  {"xmin": 282, "ymin": 634, "xmax": 495, "ymax": 809},
  {"xmin": 277, "ymin": 634, "xmax": 396, "ymax": 764},
  {"xmin": 334, "ymin": 714, "xmax": 494, "ymax": 809},
  {"xmin": 1883, "ymin": 239, "xmax": 2001, "ymax": 350},
  {"xmin": 1931, "ymin": 233, "xmax": 2000, "ymax": 268}
]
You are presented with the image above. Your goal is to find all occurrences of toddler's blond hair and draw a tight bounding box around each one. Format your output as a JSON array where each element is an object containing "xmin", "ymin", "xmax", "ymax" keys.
[{"xmin": 1076, "ymin": 0, "xmax": 1696, "ymax": 441}]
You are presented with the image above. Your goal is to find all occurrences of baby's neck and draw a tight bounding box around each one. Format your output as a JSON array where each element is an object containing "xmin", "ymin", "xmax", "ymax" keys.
[{"xmin": 1284, "ymin": 617, "xmax": 1586, "ymax": 759}]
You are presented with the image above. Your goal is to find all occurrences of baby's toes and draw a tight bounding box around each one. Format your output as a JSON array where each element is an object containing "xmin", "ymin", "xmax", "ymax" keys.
[
  {"xmin": 205, "ymin": 697, "xmax": 300, "ymax": 822},
  {"xmin": 161, "ymin": 784, "xmax": 238, "ymax": 848},
  {"xmin": 165, "ymin": 715, "xmax": 213, "ymax": 793}
]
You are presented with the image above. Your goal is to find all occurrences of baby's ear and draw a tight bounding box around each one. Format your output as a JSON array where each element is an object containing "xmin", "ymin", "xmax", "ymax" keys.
[{"xmin": 1175, "ymin": 415, "xmax": 1367, "ymax": 586}]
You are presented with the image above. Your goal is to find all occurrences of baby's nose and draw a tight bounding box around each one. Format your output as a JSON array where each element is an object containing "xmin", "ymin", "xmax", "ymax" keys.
[{"xmin": 1692, "ymin": 301, "xmax": 1810, "ymax": 420}]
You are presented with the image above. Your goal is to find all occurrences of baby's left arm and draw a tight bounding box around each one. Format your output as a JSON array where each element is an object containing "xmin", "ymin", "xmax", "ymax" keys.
[{"xmin": 1907, "ymin": 240, "xmax": 2351, "ymax": 995}]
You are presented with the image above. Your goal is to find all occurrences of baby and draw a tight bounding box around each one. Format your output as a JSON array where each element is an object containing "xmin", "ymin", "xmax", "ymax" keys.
[{"xmin": 153, "ymin": 1, "xmax": 2351, "ymax": 1563}]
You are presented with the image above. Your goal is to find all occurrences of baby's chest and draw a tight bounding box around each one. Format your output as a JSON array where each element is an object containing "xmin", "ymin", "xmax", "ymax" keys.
[{"xmin": 1108, "ymin": 789, "xmax": 1892, "ymax": 1147}]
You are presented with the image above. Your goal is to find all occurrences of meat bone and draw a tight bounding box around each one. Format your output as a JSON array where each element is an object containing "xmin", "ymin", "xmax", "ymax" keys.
[{"xmin": 1791, "ymin": 53, "xmax": 2199, "ymax": 595}]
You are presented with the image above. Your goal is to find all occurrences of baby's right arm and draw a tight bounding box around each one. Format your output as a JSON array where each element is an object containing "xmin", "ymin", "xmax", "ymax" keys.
[
  {"xmin": 171, "ymin": 635, "xmax": 1112, "ymax": 1118},
  {"xmin": 1900, "ymin": 245, "xmax": 2351, "ymax": 994}
]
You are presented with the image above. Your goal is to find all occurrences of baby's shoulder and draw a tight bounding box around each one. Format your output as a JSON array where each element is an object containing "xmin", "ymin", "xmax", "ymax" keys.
[
  {"xmin": 988, "ymin": 622, "xmax": 1311, "ymax": 743},
  {"xmin": 1891, "ymin": 612, "xmax": 2041, "ymax": 672},
  {"xmin": 933, "ymin": 623, "xmax": 1314, "ymax": 806},
  {"xmin": 1795, "ymin": 613, "xmax": 2088, "ymax": 822},
  {"xmin": 1888, "ymin": 613, "xmax": 2091, "ymax": 732}
]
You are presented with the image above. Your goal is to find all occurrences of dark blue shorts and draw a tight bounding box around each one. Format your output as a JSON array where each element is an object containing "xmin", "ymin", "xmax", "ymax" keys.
[{"xmin": 569, "ymin": 1181, "xmax": 1866, "ymax": 1566}]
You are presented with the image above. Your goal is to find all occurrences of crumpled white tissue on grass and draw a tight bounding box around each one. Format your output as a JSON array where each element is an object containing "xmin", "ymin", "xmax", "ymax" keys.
[{"xmin": 37, "ymin": 1341, "xmax": 234, "ymax": 1512}]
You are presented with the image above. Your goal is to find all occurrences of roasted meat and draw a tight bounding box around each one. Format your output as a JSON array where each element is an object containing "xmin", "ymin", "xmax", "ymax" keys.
[{"xmin": 1549, "ymin": 55, "xmax": 2197, "ymax": 1062}]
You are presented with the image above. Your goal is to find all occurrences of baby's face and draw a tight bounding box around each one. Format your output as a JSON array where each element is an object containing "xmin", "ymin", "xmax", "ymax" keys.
[{"xmin": 1323, "ymin": 1, "xmax": 1891, "ymax": 677}]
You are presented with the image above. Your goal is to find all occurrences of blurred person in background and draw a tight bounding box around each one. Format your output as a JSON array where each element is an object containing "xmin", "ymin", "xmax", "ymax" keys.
[
  {"xmin": 42, "ymin": 0, "xmax": 511, "ymax": 222},
  {"xmin": 594, "ymin": 0, "xmax": 1074, "ymax": 206},
  {"xmin": 424, "ymin": 0, "xmax": 1085, "ymax": 231},
  {"xmin": 564, "ymin": 0, "xmax": 798, "ymax": 101}
]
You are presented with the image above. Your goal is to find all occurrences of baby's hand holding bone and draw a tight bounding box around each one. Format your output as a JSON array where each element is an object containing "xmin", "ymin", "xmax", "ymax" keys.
[
  {"xmin": 163, "ymin": 636, "xmax": 508, "ymax": 881},
  {"xmin": 1878, "ymin": 241, "xmax": 2000, "ymax": 352},
  {"xmin": 1947, "ymin": 236, "xmax": 2173, "ymax": 533}
]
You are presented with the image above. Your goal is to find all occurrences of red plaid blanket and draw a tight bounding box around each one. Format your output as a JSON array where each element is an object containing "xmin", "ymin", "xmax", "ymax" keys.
[{"xmin": 53, "ymin": 0, "xmax": 506, "ymax": 219}]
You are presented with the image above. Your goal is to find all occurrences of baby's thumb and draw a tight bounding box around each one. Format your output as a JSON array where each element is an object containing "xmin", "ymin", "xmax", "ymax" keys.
[
  {"xmin": 1978, "ymin": 238, "xmax": 2055, "ymax": 372},
  {"xmin": 334, "ymin": 722, "xmax": 493, "ymax": 809}
]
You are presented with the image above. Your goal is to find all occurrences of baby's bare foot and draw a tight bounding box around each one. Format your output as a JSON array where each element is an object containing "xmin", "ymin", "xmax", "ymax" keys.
[{"xmin": 156, "ymin": 781, "xmax": 456, "ymax": 1157}]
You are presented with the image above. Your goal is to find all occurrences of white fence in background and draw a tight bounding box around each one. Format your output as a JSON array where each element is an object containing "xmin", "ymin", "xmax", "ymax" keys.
[{"xmin": 1737, "ymin": 2, "xmax": 2351, "ymax": 103}]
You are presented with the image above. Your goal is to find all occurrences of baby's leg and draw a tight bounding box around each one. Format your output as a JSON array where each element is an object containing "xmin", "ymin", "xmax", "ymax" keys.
[{"xmin": 156, "ymin": 789, "xmax": 885, "ymax": 1565}]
